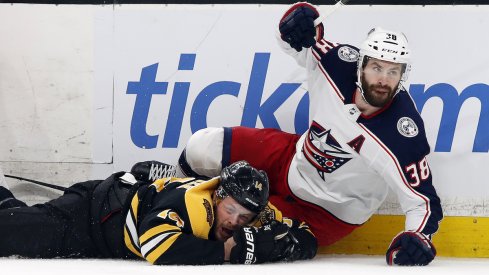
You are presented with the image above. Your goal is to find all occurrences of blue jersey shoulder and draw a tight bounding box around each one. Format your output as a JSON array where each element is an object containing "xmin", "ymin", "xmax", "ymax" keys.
[
  {"xmin": 317, "ymin": 44, "xmax": 359, "ymax": 103},
  {"xmin": 360, "ymin": 90, "xmax": 431, "ymax": 166}
]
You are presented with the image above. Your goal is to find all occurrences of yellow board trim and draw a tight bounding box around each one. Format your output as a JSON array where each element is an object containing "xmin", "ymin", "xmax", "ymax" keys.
[{"xmin": 319, "ymin": 215, "xmax": 489, "ymax": 258}]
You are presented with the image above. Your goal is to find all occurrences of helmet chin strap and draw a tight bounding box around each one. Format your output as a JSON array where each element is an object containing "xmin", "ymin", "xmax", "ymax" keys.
[
  {"xmin": 356, "ymin": 66, "xmax": 373, "ymax": 106},
  {"xmin": 355, "ymin": 80, "xmax": 371, "ymax": 106}
]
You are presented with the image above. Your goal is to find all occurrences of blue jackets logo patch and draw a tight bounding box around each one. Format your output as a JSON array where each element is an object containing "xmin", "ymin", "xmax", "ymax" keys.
[
  {"xmin": 338, "ymin": 46, "xmax": 359, "ymax": 62},
  {"xmin": 397, "ymin": 117, "xmax": 419, "ymax": 138},
  {"xmin": 303, "ymin": 121, "xmax": 352, "ymax": 180}
]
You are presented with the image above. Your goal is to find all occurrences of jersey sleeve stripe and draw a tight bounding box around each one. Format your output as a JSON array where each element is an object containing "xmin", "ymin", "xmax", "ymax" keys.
[
  {"xmin": 322, "ymin": 39, "xmax": 337, "ymax": 48},
  {"xmin": 140, "ymin": 223, "xmax": 181, "ymax": 244},
  {"xmin": 130, "ymin": 193, "xmax": 140, "ymax": 219},
  {"xmin": 125, "ymin": 210, "xmax": 140, "ymax": 248},
  {"xmin": 311, "ymin": 47, "xmax": 322, "ymax": 61},
  {"xmin": 358, "ymin": 123, "xmax": 431, "ymax": 232},
  {"xmin": 124, "ymin": 226, "xmax": 142, "ymax": 257},
  {"xmin": 144, "ymin": 233, "xmax": 181, "ymax": 264},
  {"xmin": 141, "ymin": 232, "xmax": 179, "ymax": 258}
]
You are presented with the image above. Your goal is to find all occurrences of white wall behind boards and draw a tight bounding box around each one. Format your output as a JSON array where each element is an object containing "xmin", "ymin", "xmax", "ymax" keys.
[{"xmin": 0, "ymin": 4, "xmax": 488, "ymax": 216}]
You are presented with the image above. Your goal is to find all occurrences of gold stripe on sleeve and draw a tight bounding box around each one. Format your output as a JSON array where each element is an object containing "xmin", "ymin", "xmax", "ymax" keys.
[
  {"xmin": 140, "ymin": 223, "xmax": 181, "ymax": 244},
  {"xmin": 145, "ymin": 233, "xmax": 181, "ymax": 264},
  {"xmin": 124, "ymin": 226, "xmax": 142, "ymax": 257},
  {"xmin": 130, "ymin": 192, "xmax": 140, "ymax": 219}
]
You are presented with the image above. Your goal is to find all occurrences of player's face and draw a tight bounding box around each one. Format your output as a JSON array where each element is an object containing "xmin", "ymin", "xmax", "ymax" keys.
[
  {"xmin": 214, "ymin": 197, "xmax": 256, "ymax": 241},
  {"xmin": 361, "ymin": 58, "xmax": 403, "ymax": 107}
]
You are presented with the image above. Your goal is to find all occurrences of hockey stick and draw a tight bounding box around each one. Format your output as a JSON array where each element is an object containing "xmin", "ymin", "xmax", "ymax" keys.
[
  {"xmin": 4, "ymin": 174, "xmax": 67, "ymax": 192},
  {"xmin": 313, "ymin": 0, "xmax": 350, "ymax": 27}
]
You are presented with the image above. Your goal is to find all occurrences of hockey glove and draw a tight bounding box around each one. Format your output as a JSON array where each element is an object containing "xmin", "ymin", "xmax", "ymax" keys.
[
  {"xmin": 230, "ymin": 221, "xmax": 293, "ymax": 264},
  {"xmin": 279, "ymin": 2, "xmax": 320, "ymax": 52},
  {"xmin": 386, "ymin": 231, "xmax": 436, "ymax": 266},
  {"xmin": 130, "ymin": 161, "xmax": 176, "ymax": 183},
  {"xmin": 280, "ymin": 220, "xmax": 318, "ymax": 262}
]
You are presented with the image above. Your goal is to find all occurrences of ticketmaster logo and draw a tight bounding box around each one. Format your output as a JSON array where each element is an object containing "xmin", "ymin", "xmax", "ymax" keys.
[{"xmin": 126, "ymin": 53, "xmax": 489, "ymax": 153}]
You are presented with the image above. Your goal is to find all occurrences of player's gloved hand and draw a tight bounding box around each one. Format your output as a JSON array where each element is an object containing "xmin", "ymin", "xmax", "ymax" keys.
[
  {"xmin": 280, "ymin": 220, "xmax": 318, "ymax": 262},
  {"xmin": 130, "ymin": 161, "xmax": 176, "ymax": 183},
  {"xmin": 386, "ymin": 231, "xmax": 436, "ymax": 266},
  {"xmin": 230, "ymin": 221, "xmax": 294, "ymax": 264},
  {"xmin": 279, "ymin": 2, "xmax": 320, "ymax": 52}
]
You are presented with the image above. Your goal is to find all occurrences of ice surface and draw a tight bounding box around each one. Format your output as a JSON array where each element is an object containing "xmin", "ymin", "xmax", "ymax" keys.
[{"xmin": 2, "ymin": 255, "xmax": 489, "ymax": 275}]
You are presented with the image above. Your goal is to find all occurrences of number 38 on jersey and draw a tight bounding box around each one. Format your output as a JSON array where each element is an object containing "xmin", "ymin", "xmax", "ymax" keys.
[{"xmin": 405, "ymin": 156, "xmax": 430, "ymax": 187}]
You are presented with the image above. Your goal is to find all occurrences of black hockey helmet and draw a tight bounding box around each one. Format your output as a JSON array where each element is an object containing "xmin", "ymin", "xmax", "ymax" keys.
[{"xmin": 218, "ymin": 161, "xmax": 269, "ymax": 214}]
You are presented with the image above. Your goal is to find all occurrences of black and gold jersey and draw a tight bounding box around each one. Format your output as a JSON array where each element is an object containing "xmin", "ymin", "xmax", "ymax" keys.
[{"xmin": 123, "ymin": 176, "xmax": 283, "ymax": 265}]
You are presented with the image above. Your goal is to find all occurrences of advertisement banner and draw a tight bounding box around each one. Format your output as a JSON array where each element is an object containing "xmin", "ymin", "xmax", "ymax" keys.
[{"xmin": 94, "ymin": 5, "xmax": 489, "ymax": 216}]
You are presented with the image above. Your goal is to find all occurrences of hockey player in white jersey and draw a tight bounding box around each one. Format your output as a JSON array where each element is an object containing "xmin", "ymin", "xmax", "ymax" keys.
[{"xmin": 177, "ymin": 2, "xmax": 442, "ymax": 266}]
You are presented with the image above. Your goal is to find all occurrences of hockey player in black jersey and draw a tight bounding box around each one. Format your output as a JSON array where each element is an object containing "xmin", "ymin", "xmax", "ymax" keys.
[{"xmin": 0, "ymin": 161, "xmax": 316, "ymax": 265}]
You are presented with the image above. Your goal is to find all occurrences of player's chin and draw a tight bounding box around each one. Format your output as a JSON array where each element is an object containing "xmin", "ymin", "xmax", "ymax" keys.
[{"xmin": 368, "ymin": 92, "xmax": 392, "ymax": 107}]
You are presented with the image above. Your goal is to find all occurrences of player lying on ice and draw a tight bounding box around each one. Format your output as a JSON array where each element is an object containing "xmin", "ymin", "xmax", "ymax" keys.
[
  {"xmin": 176, "ymin": 1, "xmax": 442, "ymax": 266},
  {"xmin": 0, "ymin": 161, "xmax": 317, "ymax": 265}
]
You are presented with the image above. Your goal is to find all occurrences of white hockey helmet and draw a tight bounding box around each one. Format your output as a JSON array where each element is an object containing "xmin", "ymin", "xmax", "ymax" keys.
[{"xmin": 357, "ymin": 27, "xmax": 411, "ymax": 98}]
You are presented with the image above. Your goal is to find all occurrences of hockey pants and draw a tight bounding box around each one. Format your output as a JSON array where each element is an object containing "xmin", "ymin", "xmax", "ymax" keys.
[{"xmin": 0, "ymin": 172, "xmax": 133, "ymax": 259}]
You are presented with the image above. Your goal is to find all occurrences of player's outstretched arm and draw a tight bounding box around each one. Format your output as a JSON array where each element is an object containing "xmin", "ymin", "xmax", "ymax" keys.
[
  {"xmin": 386, "ymin": 231, "xmax": 436, "ymax": 266},
  {"xmin": 276, "ymin": 2, "xmax": 324, "ymax": 69},
  {"xmin": 279, "ymin": 2, "xmax": 322, "ymax": 52}
]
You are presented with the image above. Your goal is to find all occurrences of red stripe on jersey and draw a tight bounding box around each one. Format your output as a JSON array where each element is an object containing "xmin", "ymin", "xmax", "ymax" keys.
[
  {"xmin": 322, "ymin": 39, "xmax": 337, "ymax": 48},
  {"xmin": 312, "ymin": 47, "xmax": 321, "ymax": 62},
  {"xmin": 358, "ymin": 123, "xmax": 430, "ymax": 231},
  {"xmin": 313, "ymin": 40, "xmax": 332, "ymax": 55},
  {"xmin": 318, "ymin": 63, "xmax": 345, "ymax": 101}
]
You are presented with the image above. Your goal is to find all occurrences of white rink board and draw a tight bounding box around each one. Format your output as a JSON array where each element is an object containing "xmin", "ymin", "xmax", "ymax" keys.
[{"xmin": 1, "ymin": 4, "xmax": 489, "ymax": 215}]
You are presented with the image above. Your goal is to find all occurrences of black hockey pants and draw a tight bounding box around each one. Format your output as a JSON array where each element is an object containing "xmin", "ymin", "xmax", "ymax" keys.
[{"xmin": 0, "ymin": 172, "xmax": 134, "ymax": 259}]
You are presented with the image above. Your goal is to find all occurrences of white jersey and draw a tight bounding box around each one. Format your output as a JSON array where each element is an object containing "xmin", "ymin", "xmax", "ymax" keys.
[{"xmin": 278, "ymin": 34, "xmax": 442, "ymax": 236}]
